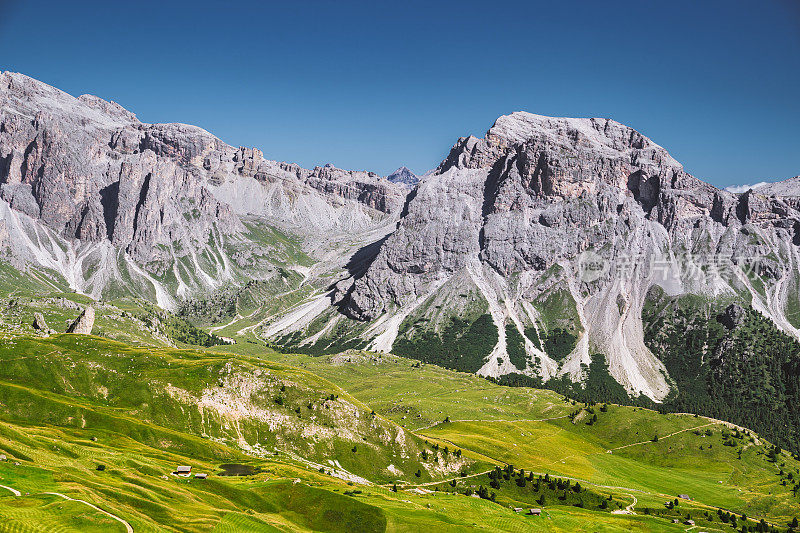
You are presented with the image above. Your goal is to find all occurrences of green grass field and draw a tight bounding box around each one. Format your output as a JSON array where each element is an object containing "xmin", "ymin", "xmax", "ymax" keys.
[
  {"xmin": 1, "ymin": 293, "xmax": 799, "ymax": 530},
  {"xmin": 249, "ymin": 350, "xmax": 800, "ymax": 528}
]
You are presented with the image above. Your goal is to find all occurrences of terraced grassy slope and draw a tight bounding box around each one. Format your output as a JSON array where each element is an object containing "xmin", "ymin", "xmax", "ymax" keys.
[
  {"xmin": 260, "ymin": 350, "xmax": 800, "ymax": 529},
  {"xmin": 0, "ymin": 418, "xmax": 686, "ymax": 533},
  {"xmin": 0, "ymin": 419, "xmax": 454, "ymax": 532},
  {"xmin": 0, "ymin": 338, "xmax": 690, "ymax": 532}
]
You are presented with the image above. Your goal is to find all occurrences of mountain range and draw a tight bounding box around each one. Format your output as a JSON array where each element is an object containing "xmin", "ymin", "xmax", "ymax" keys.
[{"xmin": 3, "ymin": 71, "xmax": 800, "ymax": 414}]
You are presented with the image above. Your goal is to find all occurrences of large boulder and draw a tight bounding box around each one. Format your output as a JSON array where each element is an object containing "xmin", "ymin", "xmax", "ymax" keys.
[
  {"xmin": 718, "ymin": 303, "xmax": 746, "ymax": 330},
  {"xmin": 32, "ymin": 312, "xmax": 49, "ymax": 331},
  {"xmin": 66, "ymin": 307, "xmax": 95, "ymax": 334}
]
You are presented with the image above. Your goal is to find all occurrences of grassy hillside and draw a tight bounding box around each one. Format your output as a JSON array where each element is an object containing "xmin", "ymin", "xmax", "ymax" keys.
[
  {"xmin": 0, "ymin": 417, "xmax": 687, "ymax": 533},
  {"xmin": 257, "ymin": 351, "xmax": 572, "ymax": 432},
  {"xmin": 259, "ymin": 350, "xmax": 800, "ymax": 529},
  {"xmin": 1, "ymin": 288, "xmax": 799, "ymax": 530},
  {"xmin": 0, "ymin": 337, "xmax": 695, "ymax": 532},
  {"xmin": 0, "ymin": 334, "xmax": 487, "ymax": 486}
]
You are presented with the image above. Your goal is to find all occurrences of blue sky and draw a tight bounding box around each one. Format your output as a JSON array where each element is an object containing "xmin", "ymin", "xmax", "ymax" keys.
[{"xmin": 1, "ymin": 0, "xmax": 798, "ymax": 187}]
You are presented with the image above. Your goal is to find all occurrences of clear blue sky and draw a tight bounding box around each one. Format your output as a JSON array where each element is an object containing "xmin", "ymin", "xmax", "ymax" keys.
[{"xmin": 1, "ymin": 0, "xmax": 798, "ymax": 187}]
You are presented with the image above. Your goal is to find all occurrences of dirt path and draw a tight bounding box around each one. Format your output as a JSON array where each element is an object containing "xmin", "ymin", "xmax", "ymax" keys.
[
  {"xmin": 624, "ymin": 493, "xmax": 637, "ymax": 512},
  {"xmin": 0, "ymin": 484, "xmax": 20, "ymax": 496},
  {"xmin": 382, "ymin": 469, "xmax": 494, "ymax": 489},
  {"xmin": 43, "ymin": 492, "xmax": 133, "ymax": 533},
  {"xmin": 209, "ymin": 314, "xmax": 243, "ymax": 333},
  {"xmin": 607, "ymin": 422, "xmax": 715, "ymax": 452},
  {"xmin": 610, "ymin": 493, "xmax": 637, "ymax": 514},
  {"xmin": 414, "ymin": 414, "xmax": 569, "ymax": 432}
]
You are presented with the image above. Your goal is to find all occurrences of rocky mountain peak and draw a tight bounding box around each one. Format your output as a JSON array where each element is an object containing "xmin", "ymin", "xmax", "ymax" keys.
[
  {"xmin": 751, "ymin": 176, "xmax": 800, "ymax": 197},
  {"xmin": 333, "ymin": 110, "xmax": 800, "ymax": 401},
  {"xmin": 387, "ymin": 166, "xmax": 418, "ymax": 187},
  {"xmin": 439, "ymin": 112, "xmax": 684, "ymax": 181},
  {"xmin": 487, "ymin": 112, "xmax": 659, "ymax": 154}
]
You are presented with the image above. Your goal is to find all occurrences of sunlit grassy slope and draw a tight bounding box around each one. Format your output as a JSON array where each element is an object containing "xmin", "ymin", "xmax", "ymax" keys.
[
  {"xmin": 256, "ymin": 351, "xmax": 800, "ymax": 528},
  {"xmin": 0, "ymin": 337, "xmax": 681, "ymax": 532},
  {"xmin": 0, "ymin": 307, "xmax": 799, "ymax": 530},
  {"xmin": 0, "ymin": 419, "xmax": 684, "ymax": 533},
  {"xmin": 0, "ymin": 334, "xmax": 488, "ymax": 486}
]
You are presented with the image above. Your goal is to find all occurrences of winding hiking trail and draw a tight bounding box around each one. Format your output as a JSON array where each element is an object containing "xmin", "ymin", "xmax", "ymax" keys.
[
  {"xmin": 0, "ymin": 484, "xmax": 20, "ymax": 496},
  {"xmin": 42, "ymin": 492, "xmax": 133, "ymax": 533},
  {"xmin": 1, "ymin": 484, "xmax": 133, "ymax": 532},
  {"xmin": 413, "ymin": 414, "xmax": 570, "ymax": 432},
  {"xmin": 607, "ymin": 422, "xmax": 715, "ymax": 452},
  {"xmin": 611, "ymin": 493, "xmax": 637, "ymax": 514},
  {"xmin": 625, "ymin": 494, "xmax": 637, "ymax": 512},
  {"xmin": 399, "ymin": 416, "xmax": 784, "ymax": 529}
]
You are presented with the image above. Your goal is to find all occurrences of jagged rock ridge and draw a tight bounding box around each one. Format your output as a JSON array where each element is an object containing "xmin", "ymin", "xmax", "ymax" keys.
[{"xmin": 0, "ymin": 72, "xmax": 407, "ymax": 305}]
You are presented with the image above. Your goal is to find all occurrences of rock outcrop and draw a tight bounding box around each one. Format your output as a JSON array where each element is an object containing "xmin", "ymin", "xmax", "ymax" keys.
[
  {"xmin": 719, "ymin": 303, "xmax": 746, "ymax": 330},
  {"xmin": 32, "ymin": 312, "xmax": 51, "ymax": 333},
  {"xmin": 66, "ymin": 306, "xmax": 95, "ymax": 334}
]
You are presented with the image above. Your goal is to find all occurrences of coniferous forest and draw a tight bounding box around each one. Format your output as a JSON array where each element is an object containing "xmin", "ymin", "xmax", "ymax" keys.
[{"xmin": 642, "ymin": 289, "xmax": 800, "ymax": 454}]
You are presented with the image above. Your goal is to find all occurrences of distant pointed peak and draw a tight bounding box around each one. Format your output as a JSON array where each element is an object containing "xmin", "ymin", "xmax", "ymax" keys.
[{"xmin": 387, "ymin": 166, "xmax": 418, "ymax": 187}]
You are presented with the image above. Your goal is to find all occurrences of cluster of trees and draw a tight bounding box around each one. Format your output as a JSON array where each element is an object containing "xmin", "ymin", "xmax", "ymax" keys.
[
  {"xmin": 177, "ymin": 278, "xmax": 289, "ymax": 325},
  {"xmin": 274, "ymin": 325, "xmax": 366, "ymax": 356},
  {"xmin": 567, "ymin": 404, "xmax": 605, "ymax": 426},
  {"xmin": 177, "ymin": 289, "xmax": 238, "ymax": 323},
  {"xmin": 393, "ymin": 314, "xmax": 498, "ymax": 373},
  {"xmin": 541, "ymin": 327, "xmax": 578, "ymax": 360},
  {"xmin": 548, "ymin": 354, "xmax": 643, "ymax": 405},
  {"xmin": 644, "ymin": 506, "xmax": 782, "ymax": 531},
  {"xmin": 643, "ymin": 300, "xmax": 800, "ymax": 454},
  {"xmin": 420, "ymin": 441, "xmax": 462, "ymax": 462},
  {"xmin": 450, "ymin": 468, "xmax": 616, "ymax": 511},
  {"xmin": 775, "ymin": 460, "xmax": 800, "ymax": 498},
  {"xmin": 505, "ymin": 325, "xmax": 528, "ymax": 370},
  {"xmin": 135, "ymin": 305, "xmax": 229, "ymax": 347}
]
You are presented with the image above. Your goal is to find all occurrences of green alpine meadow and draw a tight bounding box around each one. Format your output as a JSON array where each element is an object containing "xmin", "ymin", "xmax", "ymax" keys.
[{"xmin": 1, "ymin": 1, "xmax": 799, "ymax": 530}]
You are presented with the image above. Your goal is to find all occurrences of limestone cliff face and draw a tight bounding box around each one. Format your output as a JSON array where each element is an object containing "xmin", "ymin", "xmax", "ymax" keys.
[
  {"xmin": 342, "ymin": 113, "xmax": 733, "ymax": 319},
  {"xmin": 0, "ymin": 72, "xmax": 242, "ymax": 268},
  {"xmin": 0, "ymin": 72, "xmax": 406, "ymax": 300},
  {"xmin": 334, "ymin": 112, "xmax": 800, "ymax": 399}
]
